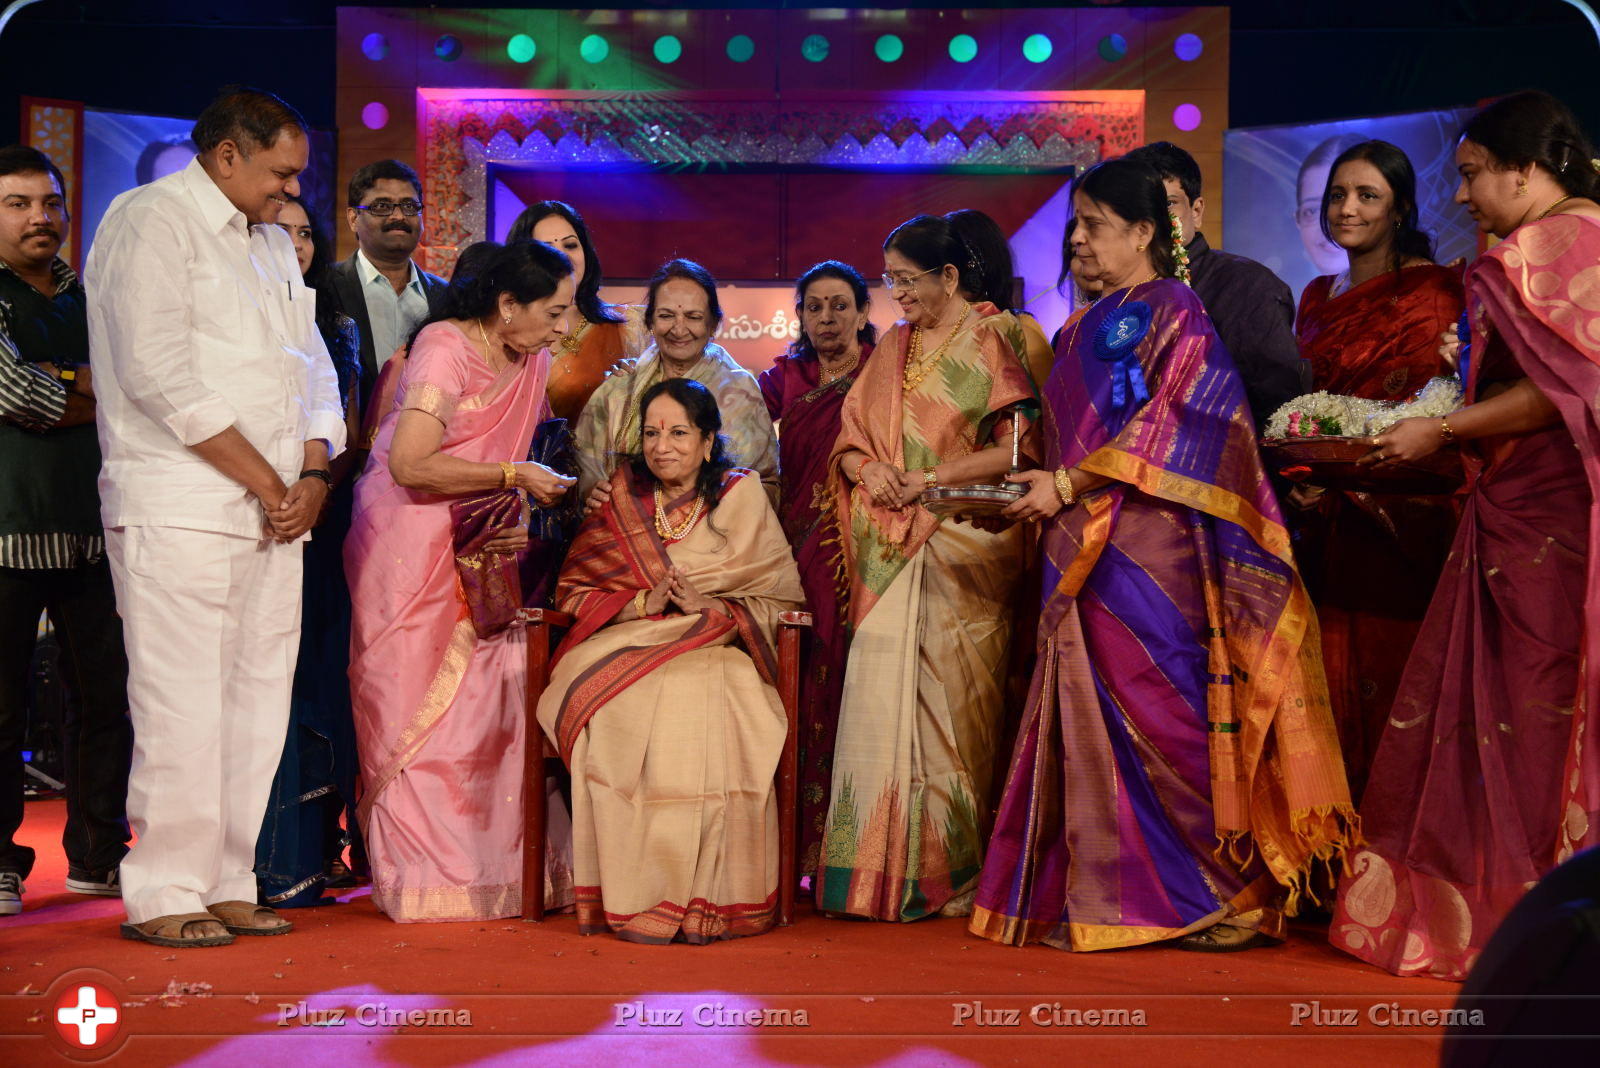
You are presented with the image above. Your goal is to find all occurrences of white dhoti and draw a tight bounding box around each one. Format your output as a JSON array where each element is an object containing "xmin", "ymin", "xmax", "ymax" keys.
[{"xmin": 106, "ymin": 525, "xmax": 303, "ymax": 923}]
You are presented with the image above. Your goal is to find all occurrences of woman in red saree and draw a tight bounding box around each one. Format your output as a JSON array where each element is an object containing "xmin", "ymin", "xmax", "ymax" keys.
[
  {"xmin": 346, "ymin": 243, "xmax": 579, "ymax": 922},
  {"xmin": 757, "ymin": 261, "xmax": 875, "ymax": 880},
  {"xmin": 538, "ymin": 379, "xmax": 803, "ymax": 944},
  {"xmin": 1293, "ymin": 140, "xmax": 1464, "ymax": 801},
  {"xmin": 1333, "ymin": 91, "xmax": 1600, "ymax": 979}
]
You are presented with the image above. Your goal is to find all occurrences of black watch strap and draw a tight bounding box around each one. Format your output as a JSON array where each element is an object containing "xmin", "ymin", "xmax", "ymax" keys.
[{"xmin": 299, "ymin": 468, "xmax": 333, "ymax": 487}]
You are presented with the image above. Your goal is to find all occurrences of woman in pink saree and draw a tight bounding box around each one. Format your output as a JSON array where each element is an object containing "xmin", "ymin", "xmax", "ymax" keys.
[
  {"xmin": 346, "ymin": 242, "xmax": 579, "ymax": 923},
  {"xmin": 1333, "ymin": 91, "xmax": 1600, "ymax": 979}
]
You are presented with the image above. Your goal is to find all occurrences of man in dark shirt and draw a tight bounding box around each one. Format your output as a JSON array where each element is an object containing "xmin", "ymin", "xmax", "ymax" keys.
[
  {"xmin": 1126, "ymin": 142, "xmax": 1310, "ymax": 429},
  {"xmin": 0, "ymin": 145, "xmax": 131, "ymax": 917}
]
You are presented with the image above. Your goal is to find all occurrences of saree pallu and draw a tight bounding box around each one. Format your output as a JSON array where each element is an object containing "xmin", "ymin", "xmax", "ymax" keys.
[
  {"xmin": 573, "ymin": 342, "xmax": 777, "ymax": 499},
  {"xmin": 545, "ymin": 305, "xmax": 650, "ymax": 422},
  {"xmin": 1294, "ymin": 266, "xmax": 1464, "ymax": 800},
  {"xmin": 757, "ymin": 347, "xmax": 872, "ymax": 876},
  {"xmin": 1331, "ymin": 215, "xmax": 1600, "ymax": 979},
  {"xmin": 817, "ymin": 303, "xmax": 1039, "ymax": 921},
  {"xmin": 537, "ymin": 466, "xmax": 803, "ymax": 944},
  {"xmin": 972, "ymin": 280, "xmax": 1356, "ymax": 951},
  {"xmin": 345, "ymin": 322, "xmax": 572, "ymax": 922}
]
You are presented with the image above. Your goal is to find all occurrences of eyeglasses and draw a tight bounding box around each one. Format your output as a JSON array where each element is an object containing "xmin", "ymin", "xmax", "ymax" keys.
[
  {"xmin": 881, "ymin": 267, "xmax": 938, "ymax": 291},
  {"xmin": 355, "ymin": 199, "xmax": 424, "ymax": 218}
]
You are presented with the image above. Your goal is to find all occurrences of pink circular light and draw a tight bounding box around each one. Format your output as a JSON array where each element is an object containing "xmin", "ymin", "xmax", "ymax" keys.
[
  {"xmin": 361, "ymin": 102, "xmax": 389, "ymax": 131},
  {"xmin": 1172, "ymin": 103, "xmax": 1202, "ymax": 132}
]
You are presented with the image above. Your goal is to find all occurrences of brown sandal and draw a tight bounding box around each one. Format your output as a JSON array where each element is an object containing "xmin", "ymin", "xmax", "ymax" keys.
[
  {"xmin": 119, "ymin": 912, "xmax": 235, "ymax": 948},
  {"xmin": 206, "ymin": 900, "xmax": 294, "ymax": 936}
]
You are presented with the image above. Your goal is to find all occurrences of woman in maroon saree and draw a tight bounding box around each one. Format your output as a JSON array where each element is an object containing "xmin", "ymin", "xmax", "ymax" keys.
[
  {"xmin": 1333, "ymin": 91, "xmax": 1600, "ymax": 979},
  {"xmin": 1293, "ymin": 140, "xmax": 1464, "ymax": 801},
  {"xmin": 756, "ymin": 261, "xmax": 875, "ymax": 880}
]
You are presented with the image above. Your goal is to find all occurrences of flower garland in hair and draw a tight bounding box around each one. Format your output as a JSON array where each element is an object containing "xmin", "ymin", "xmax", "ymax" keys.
[{"xmin": 1168, "ymin": 208, "xmax": 1192, "ymax": 286}]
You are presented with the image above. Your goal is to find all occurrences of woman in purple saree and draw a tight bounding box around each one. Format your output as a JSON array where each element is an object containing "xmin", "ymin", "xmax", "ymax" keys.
[
  {"xmin": 757, "ymin": 261, "xmax": 875, "ymax": 880},
  {"xmin": 1332, "ymin": 91, "xmax": 1600, "ymax": 980},
  {"xmin": 972, "ymin": 158, "xmax": 1356, "ymax": 953}
]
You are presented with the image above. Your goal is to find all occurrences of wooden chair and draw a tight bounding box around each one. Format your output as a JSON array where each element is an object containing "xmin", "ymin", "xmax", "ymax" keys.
[{"xmin": 519, "ymin": 606, "xmax": 814, "ymax": 926}]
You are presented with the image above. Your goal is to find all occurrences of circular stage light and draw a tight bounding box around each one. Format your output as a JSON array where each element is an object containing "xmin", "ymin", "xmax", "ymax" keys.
[
  {"xmin": 948, "ymin": 33, "xmax": 978, "ymax": 63},
  {"xmin": 1173, "ymin": 103, "xmax": 1203, "ymax": 131},
  {"xmin": 580, "ymin": 34, "xmax": 609, "ymax": 64},
  {"xmin": 802, "ymin": 34, "xmax": 829, "ymax": 63},
  {"xmin": 654, "ymin": 34, "xmax": 683, "ymax": 64},
  {"xmin": 1098, "ymin": 33, "xmax": 1128, "ymax": 62},
  {"xmin": 875, "ymin": 34, "xmax": 904, "ymax": 63},
  {"xmin": 1023, "ymin": 33, "xmax": 1053, "ymax": 63},
  {"xmin": 434, "ymin": 35, "xmax": 462, "ymax": 63},
  {"xmin": 361, "ymin": 33, "xmax": 389, "ymax": 62},
  {"xmin": 1174, "ymin": 33, "xmax": 1203, "ymax": 61},
  {"xmin": 726, "ymin": 34, "xmax": 755, "ymax": 63},
  {"xmin": 507, "ymin": 34, "xmax": 536, "ymax": 64},
  {"xmin": 361, "ymin": 102, "xmax": 389, "ymax": 131}
]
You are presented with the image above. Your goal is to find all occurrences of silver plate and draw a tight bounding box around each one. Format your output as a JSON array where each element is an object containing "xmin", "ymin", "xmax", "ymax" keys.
[{"xmin": 919, "ymin": 482, "xmax": 1027, "ymax": 518}]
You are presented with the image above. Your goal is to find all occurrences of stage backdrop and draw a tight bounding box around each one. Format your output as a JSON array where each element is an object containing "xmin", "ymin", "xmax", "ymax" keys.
[{"xmin": 1222, "ymin": 106, "xmax": 1477, "ymax": 304}]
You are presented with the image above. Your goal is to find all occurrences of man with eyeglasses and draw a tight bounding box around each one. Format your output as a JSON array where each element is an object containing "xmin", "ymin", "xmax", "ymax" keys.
[{"xmin": 326, "ymin": 160, "xmax": 447, "ymax": 406}]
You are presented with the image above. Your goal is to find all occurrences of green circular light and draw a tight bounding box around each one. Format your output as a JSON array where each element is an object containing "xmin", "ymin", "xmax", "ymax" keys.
[
  {"xmin": 506, "ymin": 34, "xmax": 536, "ymax": 64},
  {"xmin": 579, "ymin": 34, "xmax": 609, "ymax": 64},
  {"xmin": 801, "ymin": 34, "xmax": 829, "ymax": 63},
  {"xmin": 653, "ymin": 34, "xmax": 682, "ymax": 64},
  {"xmin": 874, "ymin": 34, "xmax": 904, "ymax": 63},
  {"xmin": 1022, "ymin": 33, "xmax": 1053, "ymax": 64},
  {"xmin": 948, "ymin": 34, "xmax": 978, "ymax": 64},
  {"xmin": 726, "ymin": 34, "xmax": 755, "ymax": 63}
]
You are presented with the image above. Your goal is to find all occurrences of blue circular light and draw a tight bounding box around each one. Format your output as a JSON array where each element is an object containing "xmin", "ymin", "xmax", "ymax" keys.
[
  {"xmin": 1022, "ymin": 33, "xmax": 1053, "ymax": 64},
  {"xmin": 654, "ymin": 34, "xmax": 683, "ymax": 65},
  {"xmin": 948, "ymin": 34, "xmax": 978, "ymax": 64},
  {"xmin": 1098, "ymin": 33, "xmax": 1128, "ymax": 62},
  {"xmin": 361, "ymin": 33, "xmax": 389, "ymax": 62},
  {"xmin": 726, "ymin": 34, "xmax": 755, "ymax": 63},
  {"xmin": 801, "ymin": 34, "xmax": 829, "ymax": 63},
  {"xmin": 1174, "ymin": 33, "xmax": 1204, "ymax": 62},
  {"xmin": 580, "ymin": 34, "xmax": 609, "ymax": 65},
  {"xmin": 875, "ymin": 34, "xmax": 904, "ymax": 63},
  {"xmin": 507, "ymin": 34, "xmax": 536, "ymax": 64},
  {"xmin": 434, "ymin": 35, "xmax": 462, "ymax": 63}
]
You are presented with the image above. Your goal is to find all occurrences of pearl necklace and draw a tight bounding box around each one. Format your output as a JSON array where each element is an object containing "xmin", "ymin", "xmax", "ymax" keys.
[
  {"xmin": 653, "ymin": 485, "xmax": 705, "ymax": 541},
  {"xmin": 902, "ymin": 302, "xmax": 971, "ymax": 391}
]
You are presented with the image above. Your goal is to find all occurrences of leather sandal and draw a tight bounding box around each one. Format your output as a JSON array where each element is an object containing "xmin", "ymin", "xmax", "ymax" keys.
[
  {"xmin": 206, "ymin": 900, "xmax": 294, "ymax": 936},
  {"xmin": 119, "ymin": 913, "xmax": 235, "ymax": 948},
  {"xmin": 1176, "ymin": 924, "xmax": 1268, "ymax": 953}
]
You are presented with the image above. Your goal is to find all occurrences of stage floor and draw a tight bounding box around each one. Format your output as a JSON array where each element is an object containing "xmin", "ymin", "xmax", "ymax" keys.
[{"xmin": 2, "ymin": 800, "xmax": 1455, "ymax": 1065}]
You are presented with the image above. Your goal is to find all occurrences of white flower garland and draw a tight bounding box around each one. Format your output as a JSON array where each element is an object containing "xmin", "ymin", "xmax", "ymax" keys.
[{"xmin": 1265, "ymin": 377, "xmax": 1463, "ymax": 439}]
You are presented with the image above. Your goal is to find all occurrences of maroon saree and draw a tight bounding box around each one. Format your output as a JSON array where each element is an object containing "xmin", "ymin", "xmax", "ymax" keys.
[
  {"xmin": 757, "ymin": 345, "xmax": 870, "ymax": 876},
  {"xmin": 1331, "ymin": 216, "xmax": 1600, "ymax": 979},
  {"xmin": 1294, "ymin": 265, "xmax": 1464, "ymax": 800}
]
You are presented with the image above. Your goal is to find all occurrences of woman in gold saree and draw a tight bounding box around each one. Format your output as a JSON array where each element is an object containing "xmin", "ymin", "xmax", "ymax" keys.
[
  {"xmin": 538, "ymin": 378, "xmax": 803, "ymax": 944},
  {"xmin": 817, "ymin": 214, "xmax": 1039, "ymax": 921}
]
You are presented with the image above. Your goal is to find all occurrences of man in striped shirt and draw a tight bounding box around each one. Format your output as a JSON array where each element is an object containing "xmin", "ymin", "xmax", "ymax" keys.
[{"xmin": 0, "ymin": 145, "xmax": 131, "ymax": 917}]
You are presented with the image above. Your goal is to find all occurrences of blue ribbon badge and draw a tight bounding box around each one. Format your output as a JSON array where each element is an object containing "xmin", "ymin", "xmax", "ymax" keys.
[
  {"xmin": 1455, "ymin": 310, "xmax": 1471, "ymax": 388},
  {"xmin": 1093, "ymin": 300, "xmax": 1153, "ymax": 407}
]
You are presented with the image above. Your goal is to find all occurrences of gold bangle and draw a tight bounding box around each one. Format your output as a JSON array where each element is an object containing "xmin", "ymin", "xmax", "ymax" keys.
[
  {"xmin": 499, "ymin": 461, "xmax": 517, "ymax": 490},
  {"xmin": 922, "ymin": 467, "xmax": 938, "ymax": 488},
  {"xmin": 1054, "ymin": 467, "xmax": 1077, "ymax": 507},
  {"xmin": 634, "ymin": 589, "xmax": 649, "ymax": 618},
  {"xmin": 1438, "ymin": 417, "xmax": 1457, "ymax": 444}
]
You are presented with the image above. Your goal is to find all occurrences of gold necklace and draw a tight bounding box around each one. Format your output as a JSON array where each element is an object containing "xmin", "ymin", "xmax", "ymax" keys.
[
  {"xmin": 653, "ymin": 484, "xmax": 705, "ymax": 541},
  {"xmin": 1535, "ymin": 195, "xmax": 1575, "ymax": 222},
  {"xmin": 558, "ymin": 315, "xmax": 590, "ymax": 354},
  {"xmin": 820, "ymin": 348, "xmax": 861, "ymax": 385},
  {"xmin": 475, "ymin": 317, "xmax": 504, "ymax": 372},
  {"xmin": 902, "ymin": 302, "xmax": 971, "ymax": 390},
  {"xmin": 1064, "ymin": 275, "xmax": 1157, "ymax": 352}
]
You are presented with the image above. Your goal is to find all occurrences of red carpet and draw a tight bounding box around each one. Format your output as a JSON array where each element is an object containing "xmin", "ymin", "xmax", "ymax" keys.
[{"xmin": 2, "ymin": 799, "xmax": 1456, "ymax": 1065}]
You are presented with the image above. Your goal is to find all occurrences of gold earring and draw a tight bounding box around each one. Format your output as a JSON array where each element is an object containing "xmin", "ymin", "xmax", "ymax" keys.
[
  {"xmin": 503, "ymin": 314, "xmax": 512, "ymax": 324},
  {"xmin": 1516, "ymin": 177, "xmax": 1529, "ymax": 197},
  {"xmin": 1135, "ymin": 244, "xmax": 1146, "ymax": 253}
]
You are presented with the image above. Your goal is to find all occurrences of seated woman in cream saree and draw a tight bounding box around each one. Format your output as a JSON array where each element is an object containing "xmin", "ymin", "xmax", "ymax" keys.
[{"xmin": 539, "ymin": 378, "xmax": 803, "ymax": 944}]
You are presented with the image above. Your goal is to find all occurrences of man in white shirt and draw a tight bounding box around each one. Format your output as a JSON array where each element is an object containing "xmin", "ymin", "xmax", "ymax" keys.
[
  {"xmin": 86, "ymin": 87, "xmax": 346, "ymax": 948},
  {"xmin": 324, "ymin": 159, "xmax": 446, "ymax": 408}
]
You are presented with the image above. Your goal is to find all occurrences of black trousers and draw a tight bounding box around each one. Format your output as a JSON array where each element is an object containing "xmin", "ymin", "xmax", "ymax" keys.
[{"xmin": 0, "ymin": 560, "xmax": 132, "ymax": 879}]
